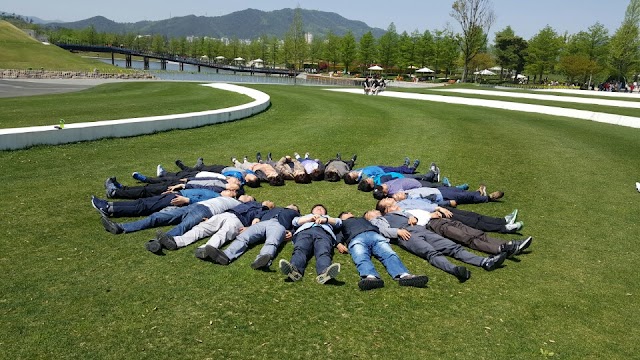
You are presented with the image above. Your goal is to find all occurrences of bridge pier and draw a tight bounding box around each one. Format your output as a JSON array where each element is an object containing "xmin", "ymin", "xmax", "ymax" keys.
[
  {"xmin": 160, "ymin": 59, "xmax": 167, "ymax": 70},
  {"xmin": 111, "ymin": 52, "xmax": 115, "ymax": 65},
  {"xmin": 125, "ymin": 54, "xmax": 132, "ymax": 68},
  {"xmin": 143, "ymin": 57, "xmax": 150, "ymax": 70},
  {"xmin": 197, "ymin": 65, "xmax": 201, "ymax": 72},
  {"xmin": 180, "ymin": 63, "xmax": 184, "ymax": 71}
]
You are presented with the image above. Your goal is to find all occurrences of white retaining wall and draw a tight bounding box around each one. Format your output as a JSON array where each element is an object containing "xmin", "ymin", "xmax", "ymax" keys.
[{"xmin": 0, "ymin": 83, "xmax": 270, "ymax": 151}]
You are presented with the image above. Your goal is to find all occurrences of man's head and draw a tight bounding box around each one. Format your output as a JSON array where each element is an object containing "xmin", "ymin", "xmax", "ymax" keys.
[
  {"xmin": 268, "ymin": 174, "xmax": 285, "ymax": 186},
  {"xmin": 238, "ymin": 195, "xmax": 255, "ymax": 203},
  {"xmin": 244, "ymin": 173, "xmax": 260, "ymax": 188},
  {"xmin": 338, "ymin": 211, "xmax": 354, "ymax": 220},
  {"xmin": 324, "ymin": 171, "xmax": 340, "ymax": 182},
  {"xmin": 310, "ymin": 169, "xmax": 324, "ymax": 181},
  {"xmin": 357, "ymin": 178, "xmax": 374, "ymax": 192},
  {"xmin": 226, "ymin": 177, "xmax": 241, "ymax": 186},
  {"xmin": 343, "ymin": 171, "xmax": 359, "ymax": 185},
  {"xmin": 286, "ymin": 204, "xmax": 300, "ymax": 213},
  {"xmin": 372, "ymin": 185, "xmax": 387, "ymax": 200},
  {"xmin": 226, "ymin": 183, "xmax": 240, "ymax": 191},
  {"xmin": 220, "ymin": 189, "xmax": 237, "ymax": 198},
  {"xmin": 311, "ymin": 204, "xmax": 327, "ymax": 216},
  {"xmin": 262, "ymin": 200, "xmax": 275, "ymax": 209},
  {"xmin": 294, "ymin": 172, "xmax": 312, "ymax": 184},
  {"xmin": 376, "ymin": 198, "xmax": 395, "ymax": 214},
  {"xmin": 392, "ymin": 192, "xmax": 407, "ymax": 201},
  {"xmin": 364, "ymin": 209, "xmax": 382, "ymax": 221}
]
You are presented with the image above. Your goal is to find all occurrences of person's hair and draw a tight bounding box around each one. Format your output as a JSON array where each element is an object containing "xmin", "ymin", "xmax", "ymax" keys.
[
  {"xmin": 268, "ymin": 174, "xmax": 285, "ymax": 186},
  {"xmin": 338, "ymin": 211, "xmax": 350, "ymax": 219},
  {"xmin": 372, "ymin": 186, "xmax": 386, "ymax": 200},
  {"xmin": 294, "ymin": 173, "xmax": 312, "ymax": 184},
  {"xmin": 358, "ymin": 179, "xmax": 373, "ymax": 192},
  {"xmin": 311, "ymin": 204, "xmax": 327, "ymax": 214},
  {"xmin": 343, "ymin": 172, "xmax": 358, "ymax": 185},
  {"xmin": 310, "ymin": 169, "xmax": 324, "ymax": 181},
  {"xmin": 289, "ymin": 204, "xmax": 300, "ymax": 213},
  {"xmin": 376, "ymin": 199, "xmax": 388, "ymax": 214},
  {"xmin": 245, "ymin": 177, "xmax": 261, "ymax": 188},
  {"xmin": 324, "ymin": 171, "xmax": 339, "ymax": 182}
]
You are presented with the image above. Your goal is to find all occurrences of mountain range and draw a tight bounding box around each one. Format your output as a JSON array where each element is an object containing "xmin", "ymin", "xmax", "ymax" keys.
[{"xmin": 44, "ymin": 8, "xmax": 387, "ymax": 40}]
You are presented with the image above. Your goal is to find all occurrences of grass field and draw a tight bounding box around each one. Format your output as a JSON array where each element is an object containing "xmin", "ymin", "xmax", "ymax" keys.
[
  {"xmin": 1, "ymin": 83, "xmax": 639, "ymax": 359},
  {"xmin": 0, "ymin": 82, "xmax": 252, "ymax": 129},
  {"xmin": 0, "ymin": 20, "xmax": 131, "ymax": 72}
]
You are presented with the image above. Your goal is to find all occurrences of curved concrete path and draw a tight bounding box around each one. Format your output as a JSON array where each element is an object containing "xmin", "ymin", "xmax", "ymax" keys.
[
  {"xmin": 0, "ymin": 83, "xmax": 270, "ymax": 151},
  {"xmin": 435, "ymin": 88, "xmax": 640, "ymax": 109},
  {"xmin": 326, "ymin": 88, "xmax": 640, "ymax": 129}
]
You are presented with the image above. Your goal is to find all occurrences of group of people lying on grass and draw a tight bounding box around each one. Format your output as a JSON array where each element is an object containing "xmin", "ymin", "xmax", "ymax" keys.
[{"xmin": 92, "ymin": 153, "xmax": 532, "ymax": 291}]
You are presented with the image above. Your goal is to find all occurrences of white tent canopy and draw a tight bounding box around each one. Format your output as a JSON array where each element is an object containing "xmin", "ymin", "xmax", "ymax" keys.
[
  {"xmin": 252, "ymin": 58, "xmax": 264, "ymax": 63},
  {"xmin": 416, "ymin": 67, "xmax": 434, "ymax": 73},
  {"xmin": 214, "ymin": 55, "xmax": 226, "ymax": 60},
  {"xmin": 368, "ymin": 65, "xmax": 384, "ymax": 71},
  {"xmin": 233, "ymin": 57, "xmax": 245, "ymax": 61},
  {"xmin": 474, "ymin": 69, "xmax": 496, "ymax": 75}
]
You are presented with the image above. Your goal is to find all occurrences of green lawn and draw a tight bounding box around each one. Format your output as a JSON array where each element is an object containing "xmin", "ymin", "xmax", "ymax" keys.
[
  {"xmin": 0, "ymin": 84, "xmax": 638, "ymax": 359},
  {"xmin": 0, "ymin": 82, "xmax": 252, "ymax": 128},
  {"xmin": 0, "ymin": 20, "xmax": 130, "ymax": 72}
]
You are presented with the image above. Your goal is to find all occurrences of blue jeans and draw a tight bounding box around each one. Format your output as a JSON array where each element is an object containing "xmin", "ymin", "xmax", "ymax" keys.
[
  {"xmin": 348, "ymin": 231, "xmax": 408, "ymax": 279},
  {"xmin": 120, "ymin": 203, "xmax": 211, "ymax": 236}
]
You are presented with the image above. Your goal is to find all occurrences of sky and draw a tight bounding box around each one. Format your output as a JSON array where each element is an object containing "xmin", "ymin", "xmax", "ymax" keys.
[{"xmin": 2, "ymin": 0, "xmax": 631, "ymax": 39}]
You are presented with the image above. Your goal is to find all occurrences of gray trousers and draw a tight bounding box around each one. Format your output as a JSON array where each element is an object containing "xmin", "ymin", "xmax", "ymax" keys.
[
  {"xmin": 395, "ymin": 226, "xmax": 485, "ymax": 275},
  {"xmin": 173, "ymin": 212, "xmax": 243, "ymax": 250},
  {"xmin": 223, "ymin": 218, "xmax": 286, "ymax": 263}
]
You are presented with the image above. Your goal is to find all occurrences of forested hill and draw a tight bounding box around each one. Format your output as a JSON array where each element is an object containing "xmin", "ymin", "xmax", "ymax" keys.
[{"xmin": 46, "ymin": 8, "xmax": 387, "ymax": 39}]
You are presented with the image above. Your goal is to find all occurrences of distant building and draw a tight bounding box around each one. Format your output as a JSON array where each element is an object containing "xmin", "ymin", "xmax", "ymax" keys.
[{"xmin": 305, "ymin": 32, "xmax": 313, "ymax": 44}]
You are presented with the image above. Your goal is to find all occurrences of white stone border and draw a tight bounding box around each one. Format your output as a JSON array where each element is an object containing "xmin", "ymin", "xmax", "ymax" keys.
[
  {"xmin": 326, "ymin": 88, "xmax": 640, "ymax": 129},
  {"xmin": 0, "ymin": 83, "xmax": 270, "ymax": 151}
]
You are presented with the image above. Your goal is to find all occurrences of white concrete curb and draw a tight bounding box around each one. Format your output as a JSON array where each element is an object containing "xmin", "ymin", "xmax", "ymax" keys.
[
  {"xmin": 0, "ymin": 83, "xmax": 270, "ymax": 151},
  {"xmin": 436, "ymin": 88, "xmax": 640, "ymax": 109},
  {"xmin": 326, "ymin": 88, "xmax": 640, "ymax": 129}
]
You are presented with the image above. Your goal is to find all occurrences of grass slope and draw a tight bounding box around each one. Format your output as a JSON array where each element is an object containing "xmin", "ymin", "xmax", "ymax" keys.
[
  {"xmin": 0, "ymin": 84, "xmax": 639, "ymax": 359},
  {"xmin": 0, "ymin": 20, "xmax": 128, "ymax": 72},
  {"xmin": 0, "ymin": 82, "xmax": 252, "ymax": 129}
]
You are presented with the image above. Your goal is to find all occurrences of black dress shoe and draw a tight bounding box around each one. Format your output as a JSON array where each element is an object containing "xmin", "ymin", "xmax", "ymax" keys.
[
  {"xmin": 175, "ymin": 159, "xmax": 188, "ymax": 170},
  {"xmin": 453, "ymin": 266, "xmax": 471, "ymax": 282},
  {"xmin": 205, "ymin": 245, "xmax": 230, "ymax": 265},
  {"xmin": 145, "ymin": 240, "xmax": 163, "ymax": 254}
]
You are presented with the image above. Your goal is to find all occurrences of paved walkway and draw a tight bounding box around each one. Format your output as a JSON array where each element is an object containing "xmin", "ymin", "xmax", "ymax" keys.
[
  {"xmin": 325, "ymin": 88, "xmax": 640, "ymax": 129},
  {"xmin": 435, "ymin": 88, "xmax": 640, "ymax": 109}
]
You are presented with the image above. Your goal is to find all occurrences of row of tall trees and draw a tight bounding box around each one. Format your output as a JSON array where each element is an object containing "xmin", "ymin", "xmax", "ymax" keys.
[{"xmin": 36, "ymin": 1, "xmax": 640, "ymax": 84}]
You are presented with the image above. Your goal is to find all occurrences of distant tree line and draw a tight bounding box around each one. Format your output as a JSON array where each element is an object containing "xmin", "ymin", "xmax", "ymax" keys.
[{"xmin": 8, "ymin": 1, "xmax": 640, "ymax": 85}]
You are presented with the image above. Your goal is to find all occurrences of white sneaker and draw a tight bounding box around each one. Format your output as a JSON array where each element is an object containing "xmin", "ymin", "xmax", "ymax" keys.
[
  {"xmin": 279, "ymin": 259, "xmax": 302, "ymax": 281},
  {"xmin": 636, "ymin": 182, "xmax": 640, "ymax": 192},
  {"xmin": 156, "ymin": 164, "xmax": 166, "ymax": 177},
  {"xmin": 316, "ymin": 263, "xmax": 341, "ymax": 284}
]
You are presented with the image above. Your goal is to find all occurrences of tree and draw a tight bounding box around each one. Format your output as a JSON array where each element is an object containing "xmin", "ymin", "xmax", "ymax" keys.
[
  {"xmin": 526, "ymin": 26, "xmax": 563, "ymax": 82},
  {"xmin": 340, "ymin": 31, "xmax": 357, "ymax": 74},
  {"xmin": 494, "ymin": 26, "xmax": 528, "ymax": 81},
  {"xmin": 432, "ymin": 29, "xmax": 459, "ymax": 77},
  {"xmin": 151, "ymin": 34, "xmax": 165, "ymax": 54},
  {"xmin": 608, "ymin": 21, "xmax": 640, "ymax": 82},
  {"xmin": 564, "ymin": 23, "xmax": 609, "ymax": 84},
  {"xmin": 625, "ymin": 0, "xmax": 640, "ymax": 26},
  {"xmin": 378, "ymin": 23, "xmax": 399, "ymax": 70},
  {"xmin": 417, "ymin": 30, "xmax": 434, "ymax": 69},
  {"xmin": 308, "ymin": 35, "xmax": 325, "ymax": 71},
  {"xmin": 450, "ymin": 0, "xmax": 495, "ymax": 82},
  {"xmin": 358, "ymin": 31, "xmax": 377, "ymax": 72},
  {"xmin": 324, "ymin": 31, "xmax": 341, "ymax": 71},
  {"xmin": 558, "ymin": 55, "xmax": 596, "ymax": 83},
  {"xmin": 285, "ymin": 7, "xmax": 307, "ymax": 70}
]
